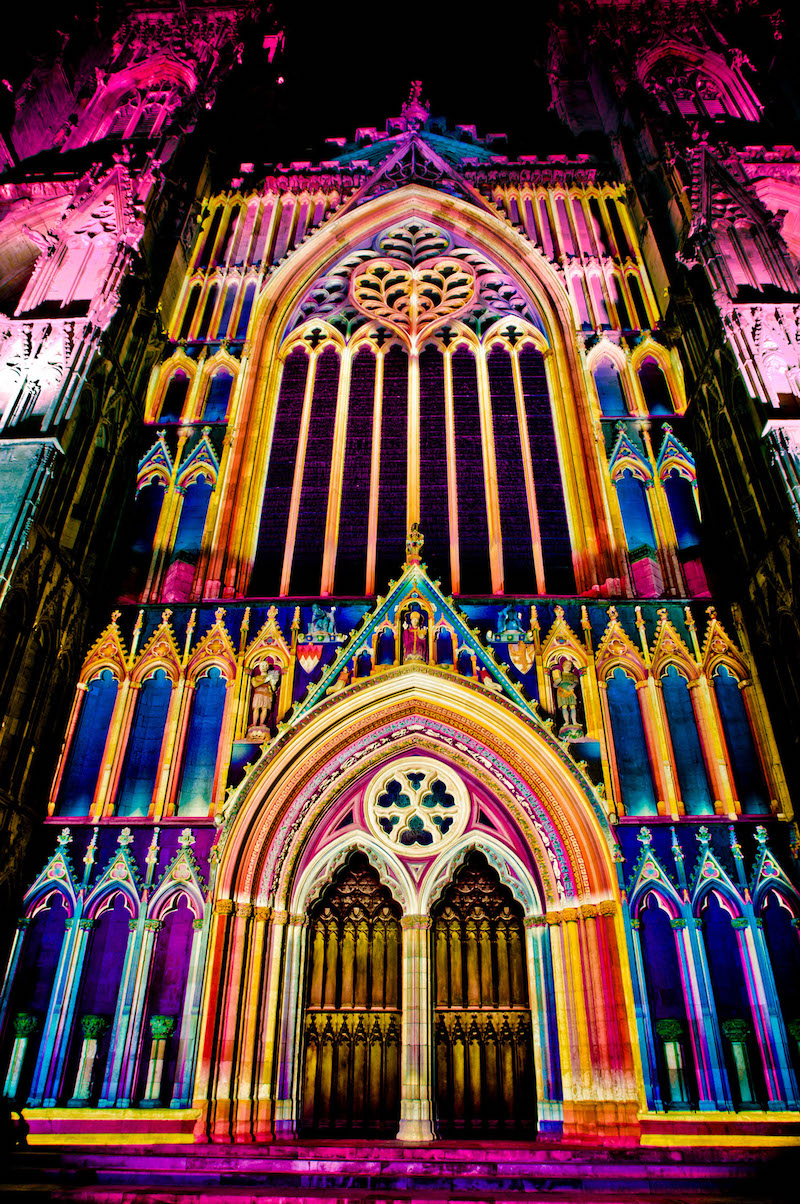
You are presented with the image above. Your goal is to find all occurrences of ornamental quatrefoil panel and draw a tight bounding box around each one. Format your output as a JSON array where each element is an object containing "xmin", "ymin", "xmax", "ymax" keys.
[{"xmin": 365, "ymin": 759, "xmax": 470, "ymax": 854}]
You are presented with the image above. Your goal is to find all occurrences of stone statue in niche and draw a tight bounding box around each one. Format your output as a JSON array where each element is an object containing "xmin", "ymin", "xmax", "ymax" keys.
[
  {"xmin": 247, "ymin": 657, "xmax": 281, "ymax": 737},
  {"xmin": 307, "ymin": 603, "xmax": 339, "ymax": 642},
  {"xmin": 551, "ymin": 655, "xmax": 584, "ymax": 739},
  {"xmin": 495, "ymin": 603, "xmax": 525, "ymax": 642},
  {"xmin": 402, "ymin": 606, "xmax": 428, "ymax": 663}
]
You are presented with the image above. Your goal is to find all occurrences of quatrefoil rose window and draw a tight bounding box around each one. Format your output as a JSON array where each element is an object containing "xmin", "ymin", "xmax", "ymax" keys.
[{"xmin": 365, "ymin": 760, "xmax": 469, "ymax": 853}]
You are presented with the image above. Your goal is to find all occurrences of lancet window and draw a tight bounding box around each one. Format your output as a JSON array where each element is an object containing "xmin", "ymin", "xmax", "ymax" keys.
[
  {"xmin": 57, "ymin": 669, "xmax": 118, "ymax": 817},
  {"xmin": 117, "ymin": 669, "xmax": 173, "ymax": 817}
]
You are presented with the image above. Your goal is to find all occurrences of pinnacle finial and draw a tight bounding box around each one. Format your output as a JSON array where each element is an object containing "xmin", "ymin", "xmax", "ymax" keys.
[{"xmin": 405, "ymin": 522, "xmax": 424, "ymax": 566}]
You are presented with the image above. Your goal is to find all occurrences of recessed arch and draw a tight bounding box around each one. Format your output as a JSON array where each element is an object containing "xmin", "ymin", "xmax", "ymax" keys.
[{"xmin": 214, "ymin": 668, "xmax": 618, "ymax": 913}]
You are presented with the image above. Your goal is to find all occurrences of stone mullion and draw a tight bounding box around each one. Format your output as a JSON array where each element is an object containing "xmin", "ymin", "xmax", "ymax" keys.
[
  {"xmin": 253, "ymin": 909, "xmax": 289, "ymax": 1138},
  {"xmin": 217, "ymin": 326, "xmax": 272, "ymax": 598},
  {"xmin": 540, "ymin": 349, "xmax": 594, "ymax": 594},
  {"xmin": 279, "ymin": 349, "xmax": 318, "ymax": 596},
  {"xmin": 475, "ymin": 343, "xmax": 504, "ymax": 594},
  {"xmin": 198, "ymin": 409, "xmax": 240, "ymax": 598},
  {"xmin": 320, "ymin": 344, "xmax": 352, "ymax": 596},
  {"xmin": 151, "ymin": 674, "xmax": 186, "ymax": 819},
  {"xmin": 547, "ymin": 909, "xmax": 595, "ymax": 1137},
  {"xmin": 209, "ymin": 903, "xmax": 251, "ymax": 1141},
  {"xmin": 47, "ymin": 682, "xmax": 86, "ymax": 814},
  {"xmin": 365, "ymin": 350, "xmax": 384, "ymax": 596},
  {"xmin": 624, "ymin": 912, "xmax": 664, "ymax": 1111},
  {"xmin": 192, "ymin": 900, "xmax": 235, "ymax": 1140},
  {"xmin": 597, "ymin": 678, "xmax": 625, "ymax": 816},
  {"xmin": 407, "ymin": 345, "xmax": 420, "ymax": 530},
  {"xmin": 524, "ymin": 917, "xmax": 562, "ymax": 1133},
  {"xmin": 677, "ymin": 919, "xmax": 732, "ymax": 1109},
  {"xmin": 184, "ymin": 350, "xmax": 207, "ymax": 422},
  {"xmin": 231, "ymin": 903, "xmax": 268, "ymax": 1141},
  {"xmin": 510, "ymin": 349, "xmax": 545, "ymax": 592},
  {"xmin": 30, "ymin": 916, "xmax": 95, "ymax": 1108},
  {"xmin": 273, "ymin": 912, "xmax": 309, "ymax": 1137},
  {"xmin": 396, "ymin": 914, "xmax": 435, "ymax": 1141},
  {"xmin": 113, "ymin": 919, "xmax": 161, "ymax": 1107},
  {"xmin": 634, "ymin": 678, "xmax": 674, "ymax": 816},
  {"xmin": 443, "ymin": 348, "xmax": 460, "ymax": 594},
  {"xmin": 144, "ymin": 428, "xmax": 191, "ymax": 602},
  {"xmin": 652, "ymin": 677, "xmax": 685, "ymax": 818},
  {"xmin": 93, "ymin": 678, "xmax": 137, "ymax": 819},
  {"xmin": 687, "ymin": 677, "xmax": 736, "ymax": 815},
  {"xmin": 640, "ymin": 427, "xmax": 683, "ymax": 595},
  {"xmin": 172, "ymin": 914, "xmax": 211, "ymax": 1108},
  {"xmin": 97, "ymin": 917, "xmax": 146, "ymax": 1107},
  {"xmin": 577, "ymin": 906, "xmax": 615, "ymax": 1111},
  {"xmin": 705, "ymin": 678, "xmax": 744, "ymax": 816},
  {"xmin": 209, "ymin": 677, "xmax": 238, "ymax": 819},
  {"xmin": 733, "ymin": 920, "xmax": 798, "ymax": 1107},
  {"xmin": 0, "ymin": 918, "xmax": 30, "ymax": 1044}
]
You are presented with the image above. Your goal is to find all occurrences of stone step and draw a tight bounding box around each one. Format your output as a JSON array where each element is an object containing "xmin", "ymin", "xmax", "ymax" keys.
[{"xmin": 6, "ymin": 1138, "xmax": 797, "ymax": 1202}]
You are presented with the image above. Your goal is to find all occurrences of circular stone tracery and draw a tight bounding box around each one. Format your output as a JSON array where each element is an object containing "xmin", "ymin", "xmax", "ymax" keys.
[{"xmin": 364, "ymin": 758, "xmax": 470, "ymax": 855}]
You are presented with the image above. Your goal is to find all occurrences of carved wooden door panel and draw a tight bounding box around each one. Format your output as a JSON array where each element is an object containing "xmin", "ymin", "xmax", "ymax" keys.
[
  {"xmin": 433, "ymin": 851, "xmax": 536, "ymax": 1136},
  {"xmin": 300, "ymin": 852, "xmax": 402, "ymax": 1135}
]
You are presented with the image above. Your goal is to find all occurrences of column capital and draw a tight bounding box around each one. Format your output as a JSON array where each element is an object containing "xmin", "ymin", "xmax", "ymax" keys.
[
  {"xmin": 401, "ymin": 914, "xmax": 432, "ymax": 930},
  {"xmin": 214, "ymin": 899, "xmax": 235, "ymax": 916}
]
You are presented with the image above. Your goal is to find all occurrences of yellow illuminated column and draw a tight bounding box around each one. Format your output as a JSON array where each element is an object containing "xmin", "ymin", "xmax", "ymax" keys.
[{"xmin": 397, "ymin": 915, "xmax": 435, "ymax": 1142}]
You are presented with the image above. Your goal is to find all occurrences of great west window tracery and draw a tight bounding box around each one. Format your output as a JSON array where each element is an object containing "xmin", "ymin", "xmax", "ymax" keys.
[{"xmin": 250, "ymin": 220, "xmax": 575, "ymax": 598}]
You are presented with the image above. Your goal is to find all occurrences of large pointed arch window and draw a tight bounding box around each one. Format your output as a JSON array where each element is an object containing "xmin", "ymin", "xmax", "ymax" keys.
[{"xmin": 250, "ymin": 220, "xmax": 576, "ymax": 598}]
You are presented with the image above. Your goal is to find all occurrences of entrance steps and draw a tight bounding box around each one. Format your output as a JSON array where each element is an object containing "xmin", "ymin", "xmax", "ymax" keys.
[{"xmin": 5, "ymin": 1138, "xmax": 799, "ymax": 1202}]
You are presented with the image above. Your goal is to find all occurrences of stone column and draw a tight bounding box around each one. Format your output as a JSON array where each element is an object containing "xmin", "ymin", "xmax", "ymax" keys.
[
  {"xmin": 0, "ymin": 918, "xmax": 30, "ymax": 1037},
  {"xmin": 524, "ymin": 916, "xmax": 563, "ymax": 1134},
  {"xmin": 141, "ymin": 1015, "xmax": 177, "ymax": 1106},
  {"xmin": 396, "ymin": 914, "xmax": 434, "ymax": 1142},
  {"xmin": 3, "ymin": 1012, "xmax": 39, "ymax": 1100},
  {"xmin": 68, "ymin": 1014, "xmax": 110, "ymax": 1105},
  {"xmin": 273, "ymin": 912, "xmax": 308, "ymax": 1138},
  {"xmin": 30, "ymin": 916, "xmax": 95, "ymax": 1108}
]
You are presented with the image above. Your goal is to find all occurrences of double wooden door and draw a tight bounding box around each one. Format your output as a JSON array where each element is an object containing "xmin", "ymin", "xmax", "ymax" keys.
[{"xmin": 300, "ymin": 848, "xmax": 536, "ymax": 1137}]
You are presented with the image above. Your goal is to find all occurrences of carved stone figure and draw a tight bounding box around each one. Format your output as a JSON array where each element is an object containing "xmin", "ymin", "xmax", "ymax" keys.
[
  {"xmin": 497, "ymin": 603, "xmax": 524, "ymax": 640},
  {"xmin": 308, "ymin": 603, "xmax": 337, "ymax": 640},
  {"xmin": 249, "ymin": 658, "xmax": 280, "ymax": 730},
  {"xmin": 551, "ymin": 656, "xmax": 583, "ymax": 738},
  {"xmin": 402, "ymin": 608, "xmax": 428, "ymax": 663}
]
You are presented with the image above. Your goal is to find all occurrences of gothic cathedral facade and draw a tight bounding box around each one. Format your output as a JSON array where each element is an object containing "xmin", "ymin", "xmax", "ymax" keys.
[{"xmin": 0, "ymin": 0, "xmax": 799, "ymax": 1166}]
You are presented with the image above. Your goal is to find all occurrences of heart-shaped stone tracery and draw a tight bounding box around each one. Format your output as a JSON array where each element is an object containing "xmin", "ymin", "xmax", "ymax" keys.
[{"xmin": 350, "ymin": 257, "xmax": 475, "ymax": 346}]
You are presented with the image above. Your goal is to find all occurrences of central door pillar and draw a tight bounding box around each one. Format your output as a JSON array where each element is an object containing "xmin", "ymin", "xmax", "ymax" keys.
[{"xmin": 397, "ymin": 914, "xmax": 435, "ymax": 1142}]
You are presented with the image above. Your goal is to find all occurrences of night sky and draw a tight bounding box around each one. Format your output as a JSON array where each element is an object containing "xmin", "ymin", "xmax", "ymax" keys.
[{"xmin": 0, "ymin": 1, "xmax": 578, "ymax": 167}]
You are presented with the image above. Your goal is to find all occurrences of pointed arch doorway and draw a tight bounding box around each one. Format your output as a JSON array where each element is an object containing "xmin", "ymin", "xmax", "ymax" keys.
[
  {"xmin": 300, "ymin": 851, "xmax": 403, "ymax": 1136},
  {"xmin": 432, "ymin": 850, "xmax": 537, "ymax": 1137}
]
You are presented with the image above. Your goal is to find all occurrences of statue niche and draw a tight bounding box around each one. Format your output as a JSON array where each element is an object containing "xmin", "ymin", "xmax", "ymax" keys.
[
  {"xmin": 246, "ymin": 656, "xmax": 281, "ymax": 739},
  {"xmin": 401, "ymin": 605, "xmax": 429, "ymax": 664},
  {"xmin": 551, "ymin": 655, "xmax": 584, "ymax": 740}
]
